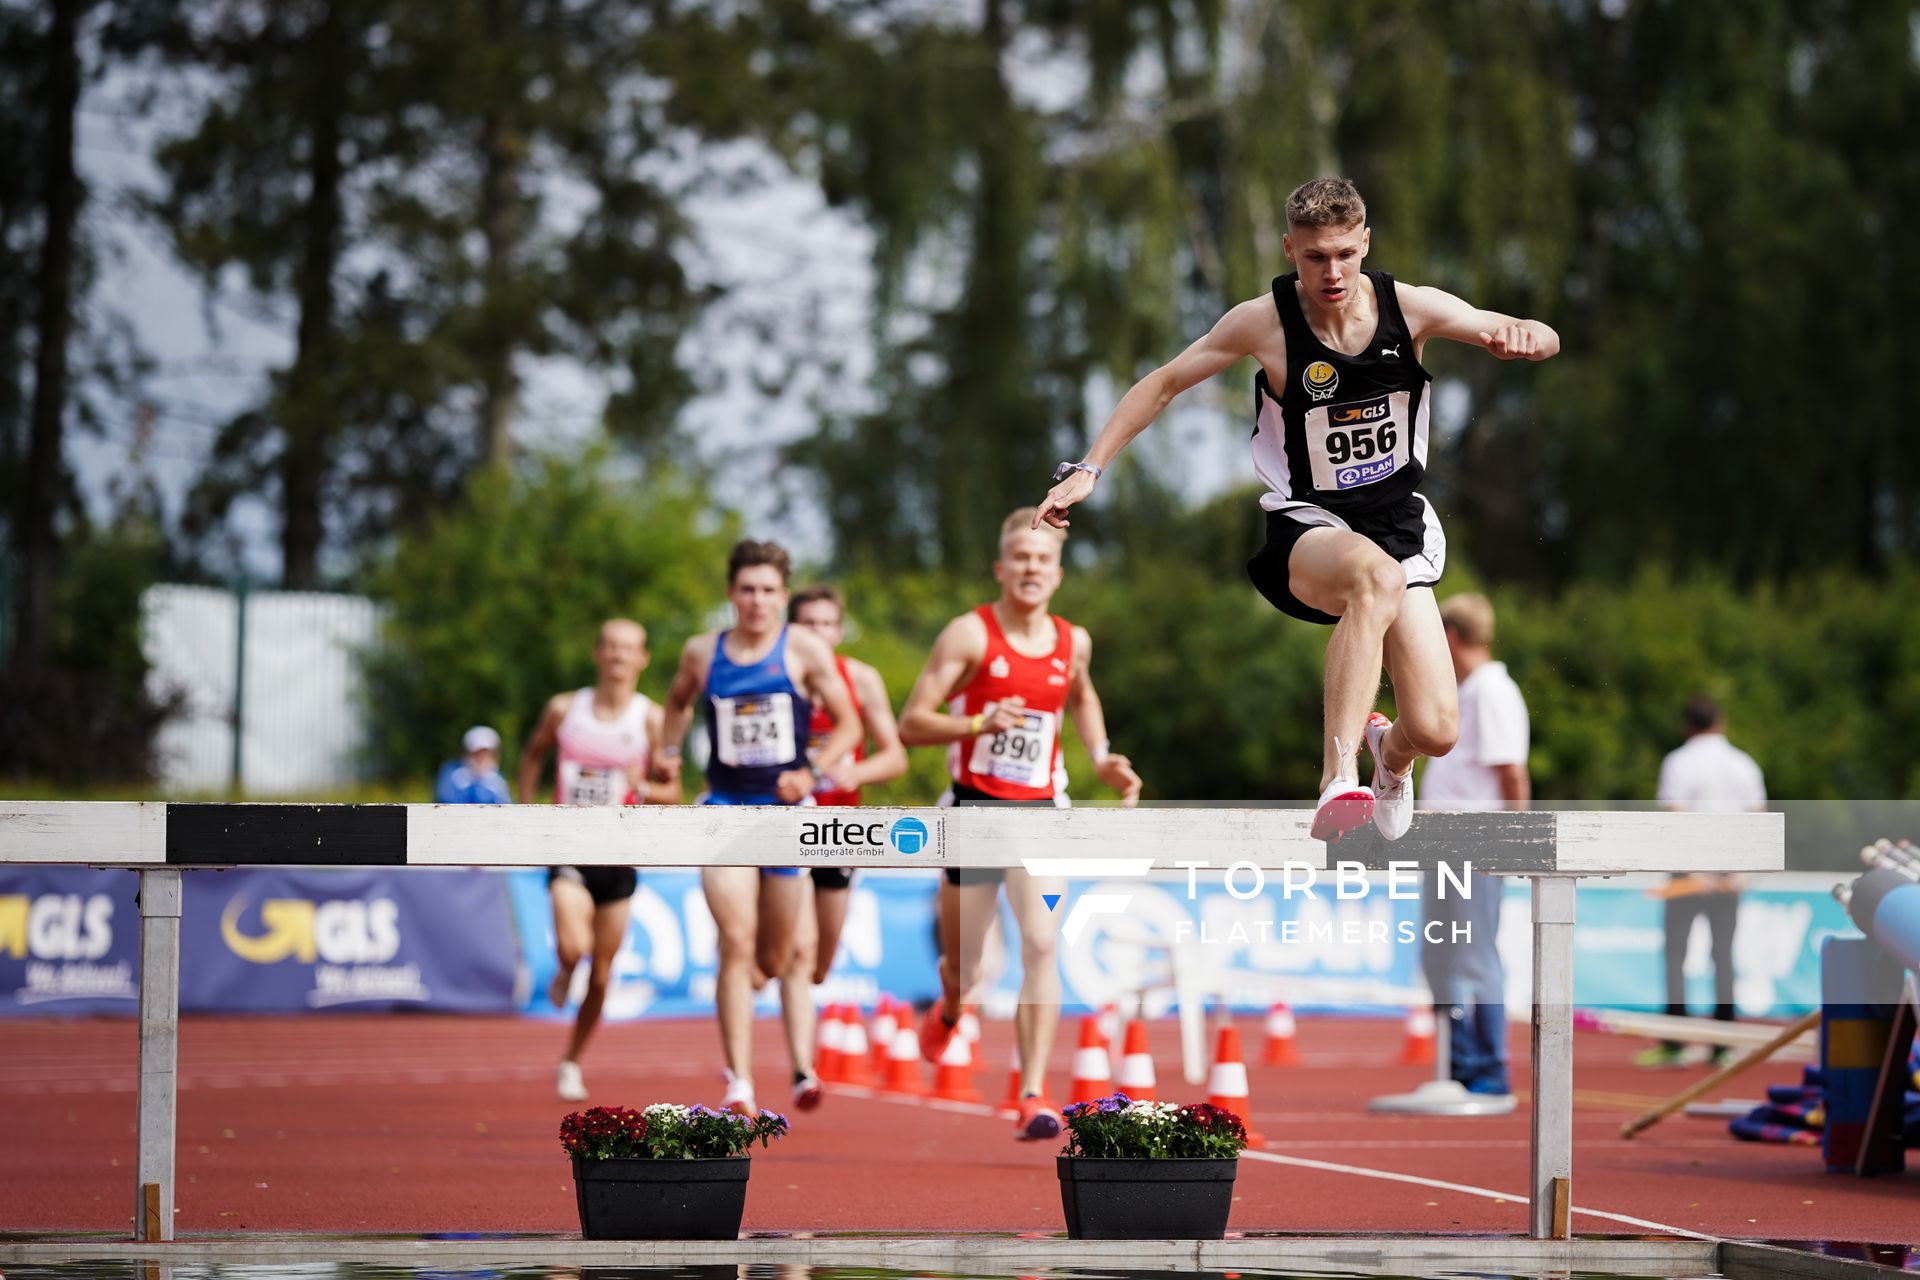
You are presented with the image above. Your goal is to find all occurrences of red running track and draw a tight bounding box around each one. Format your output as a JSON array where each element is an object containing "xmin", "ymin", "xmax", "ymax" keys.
[{"xmin": 2, "ymin": 1013, "xmax": 1915, "ymax": 1242}]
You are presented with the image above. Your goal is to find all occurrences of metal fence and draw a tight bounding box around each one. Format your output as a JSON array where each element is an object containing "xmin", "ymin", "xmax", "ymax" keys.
[{"xmin": 142, "ymin": 584, "xmax": 385, "ymax": 795}]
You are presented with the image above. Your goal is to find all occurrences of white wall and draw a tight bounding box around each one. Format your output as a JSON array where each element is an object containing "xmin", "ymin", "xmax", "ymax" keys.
[{"xmin": 143, "ymin": 585, "xmax": 384, "ymax": 795}]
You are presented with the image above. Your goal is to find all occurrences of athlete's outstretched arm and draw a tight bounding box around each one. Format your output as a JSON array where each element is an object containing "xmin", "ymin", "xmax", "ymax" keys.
[
  {"xmin": 1400, "ymin": 285, "xmax": 1560, "ymax": 360},
  {"xmin": 516, "ymin": 693, "xmax": 569, "ymax": 804},
  {"xmin": 1034, "ymin": 296, "xmax": 1276, "ymax": 529},
  {"xmin": 651, "ymin": 635, "xmax": 712, "ymax": 783},
  {"xmin": 642, "ymin": 702, "xmax": 681, "ymax": 804},
  {"xmin": 839, "ymin": 661, "xmax": 907, "ymax": 790},
  {"xmin": 789, "ymin": 628, "xmax": 863, "ymax": 796},
  {"xmin": 897, "ymin": 616, "xmax": 1023, "ymax": 747},
  {"xmin": 1062, "ymin": 626, "xmax": 1142, "ymax": 807}
]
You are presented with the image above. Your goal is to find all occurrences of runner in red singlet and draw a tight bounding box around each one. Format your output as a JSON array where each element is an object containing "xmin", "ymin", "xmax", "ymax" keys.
[
  {"xmin": 788, "ymin": 585, "xmax": 907, "ymax": 985},
  {"xmin": 898, "ymin": 510, "xmax": 1142, "ymax": 1141}
]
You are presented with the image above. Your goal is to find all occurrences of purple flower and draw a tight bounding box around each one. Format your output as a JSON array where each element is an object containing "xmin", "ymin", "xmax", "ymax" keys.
[{"xmin": 1097, "ymin": 1098, "xmax": 1124, "ymax": 1113}]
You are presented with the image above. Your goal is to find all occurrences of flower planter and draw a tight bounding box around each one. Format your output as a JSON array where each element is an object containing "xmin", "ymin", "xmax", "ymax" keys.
[
  {"xmin": 571, "ymin": 1155, "xmax": 751, "ymax": 1240},
  {"xmin": 1056, "ymin": 1156, "xmax": 1237, "ymax": 1239}
]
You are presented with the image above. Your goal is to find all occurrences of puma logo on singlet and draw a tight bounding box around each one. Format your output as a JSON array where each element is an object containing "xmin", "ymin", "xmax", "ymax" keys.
[{"xmin": 1380, "ymin": 345, "xmax": 1401, "ymax": 358}]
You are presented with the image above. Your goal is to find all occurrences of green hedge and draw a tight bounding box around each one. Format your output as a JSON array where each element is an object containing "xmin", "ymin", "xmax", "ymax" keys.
[{"xmin": 360, "ymin": 456, "xmax": 1920, "ymax": 819}]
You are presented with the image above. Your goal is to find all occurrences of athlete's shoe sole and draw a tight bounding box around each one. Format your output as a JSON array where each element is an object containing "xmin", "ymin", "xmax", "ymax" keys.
[
  {"xmin": 1311, "ymin": 780, "xmax": 1375, "ymax": 843},
  {"xmin": 792, "ymin": 1075, "xmax": 823, "ymax": 1112},
  {"xmin": 1015, "ymin": 1100, "xmax": 1063, "ymax": 1141}
]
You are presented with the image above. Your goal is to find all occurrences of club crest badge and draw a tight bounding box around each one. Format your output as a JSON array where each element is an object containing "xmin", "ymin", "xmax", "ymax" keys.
[{"xmin": 1303, "ymin": 361, "xmax": 1338, "ymax": 402}]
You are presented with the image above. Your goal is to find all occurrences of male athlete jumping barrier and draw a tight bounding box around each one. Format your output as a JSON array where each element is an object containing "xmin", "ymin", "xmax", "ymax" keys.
[{"xmin": 1035, "ymin": 177, "xmax": 1558, "ymax": 843}]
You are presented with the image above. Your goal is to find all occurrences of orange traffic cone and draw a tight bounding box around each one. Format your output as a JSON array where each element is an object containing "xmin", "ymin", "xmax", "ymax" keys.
[
  {"xmin": 1261, "ymin": 1002, "xmax": 1302, "ymax": 1066},
  {"xmin": 882, "ymin": 1023, "xmax": 927, "ymax": 1096},
  {"xmin": 1398, "ymin": 1005, "xmax": 1437, "ymax": 1067},
  {"xmin": 1069, "ymin": 1015, "xmax": 1114, "ymax": 1105},
  {"xmin": 839, "ymin": 1005, "xmax": 872, "ymax": 1086},
  {"xmin": 1205, "ymin": 1022, "xmax": 1266, "ymax": 1147},
  {"xmin": 932, "ymin": 1026, "xmax": 984, "ymax": 1103},
  {"xmin": 870, "ymin": 997, "xmax": 900, "ymax": 1076},
  {"xmin": 1115, "ymin": 1018, "xmax": 1157, "ymax": 1102},
  {"xmin": 816, "ymin": 1004, "xmax": 846, "ymax": 1083},
  {"xmin": 957, "ymin": 1004, "xmax": 982, "ymax": 1046}
]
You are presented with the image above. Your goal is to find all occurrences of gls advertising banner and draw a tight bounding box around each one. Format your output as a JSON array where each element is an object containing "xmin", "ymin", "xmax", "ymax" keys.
[
  {"xmin": 183, "ymin": 868, "xmax": 518, "ymax": 1011},
  {"xmin": 0, "ymin": 868, "xmax": 141, "ymax": 1012}
]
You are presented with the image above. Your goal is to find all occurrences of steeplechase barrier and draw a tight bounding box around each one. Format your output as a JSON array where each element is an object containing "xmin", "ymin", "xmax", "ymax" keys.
[{"xmin": 0, "ymin": 801, "xmax": 1782, "ymax": 1242}]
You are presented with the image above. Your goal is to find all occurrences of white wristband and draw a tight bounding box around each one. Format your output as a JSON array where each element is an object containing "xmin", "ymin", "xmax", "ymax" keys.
[{"xmin": 1089, "ymin": 741, "xmax": 1111, "ymax": 764}]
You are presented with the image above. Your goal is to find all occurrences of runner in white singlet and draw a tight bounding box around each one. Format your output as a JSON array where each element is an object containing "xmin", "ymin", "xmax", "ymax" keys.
[{"xmin": 518, "ymin": 619, "xmax": 679, "ymax": 1101}]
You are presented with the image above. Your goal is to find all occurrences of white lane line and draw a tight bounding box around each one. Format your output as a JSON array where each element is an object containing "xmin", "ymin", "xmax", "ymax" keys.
[
  {"xmin": 1238, "ymin": 1149, "xmax": 1714, "ymax": 1239},
  {"xmin": 843, "ymin": 1082, "xmax": 1712, "ymax": 1239}
]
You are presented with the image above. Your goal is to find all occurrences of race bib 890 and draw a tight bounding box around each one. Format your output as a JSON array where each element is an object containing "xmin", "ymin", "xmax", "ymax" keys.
[
  {"xmin": 1306, "ymin": 390, "xmax": 1413, "ymax": 492},
  {"xmin": 967, "ymin": 705, "xmax": 1057, "ymax": 789}
]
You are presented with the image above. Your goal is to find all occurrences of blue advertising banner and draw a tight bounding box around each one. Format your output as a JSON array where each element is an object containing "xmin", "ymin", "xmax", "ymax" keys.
[
  {"xmin": 0, "ymin": 867, "xmax": 141, "ymax": 1013},
  {"xmin": 1, "ymin": 866, "xmax": 1853, "ymax": 1019},
  {"xmin": 181, "ymin": 867, "xmax": 518, "ymax": 1012},
  {"xmin": 510, "ymin": 868, "xmax": 1435, "ymax": 1020}
]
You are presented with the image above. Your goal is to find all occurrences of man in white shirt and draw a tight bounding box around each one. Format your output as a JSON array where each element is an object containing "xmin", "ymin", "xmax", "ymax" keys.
[
  {"xmin": 1640, "ymin": 696, "xmax": 1766, "ymax": 1067},
  {"xmin": 1419, "ymin": 594, "xmax": 1529, "ymax": 1096}
]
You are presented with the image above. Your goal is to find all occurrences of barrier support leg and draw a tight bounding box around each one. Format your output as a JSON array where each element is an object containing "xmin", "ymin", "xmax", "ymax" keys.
[
  {"xmin": 1529, "ymin": 874, "xmax": 1576, "ymax": 1239},
  {"xmin": 136, "ymin": 868, "xmax": 181, "ymax": 1242}
]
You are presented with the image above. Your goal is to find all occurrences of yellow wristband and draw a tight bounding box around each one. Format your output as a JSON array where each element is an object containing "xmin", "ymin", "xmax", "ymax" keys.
[{"xmin": 968, "ymin": 712, "xmax": 986, "ymax": 736}]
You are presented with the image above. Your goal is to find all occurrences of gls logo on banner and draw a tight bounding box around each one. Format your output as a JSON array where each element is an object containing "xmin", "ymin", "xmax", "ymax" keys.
[
  {"xmin": 1019, "ymin": 857, "xmax": 1154, "ymax": 944},
  {"xmin": 220, "ymin": 895, "xmax": 401, "ymax": 965},
  {"xmin": 795, "ymin": 812, "xmax": 946, "ymax": 861}
]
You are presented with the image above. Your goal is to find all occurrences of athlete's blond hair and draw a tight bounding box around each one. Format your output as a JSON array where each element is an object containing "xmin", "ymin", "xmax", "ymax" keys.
[
  {"xmin": 1000, "ymin": 507, "xmax": 1066, "ymax": 552},
  {"xmin": 1285, "ymin": 177, "xmax": 1366, "ymax": 231}
]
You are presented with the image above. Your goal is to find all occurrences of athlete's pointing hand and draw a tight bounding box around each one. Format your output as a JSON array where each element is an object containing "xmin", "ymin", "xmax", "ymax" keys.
[{"xmin": 1034, "ymin": 468, "xmax": 1097, "ymax": 530}]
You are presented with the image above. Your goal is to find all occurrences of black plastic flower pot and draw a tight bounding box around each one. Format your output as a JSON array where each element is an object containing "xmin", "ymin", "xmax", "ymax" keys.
[
  {"xmin": 1056, "ymin": 1156, "xmax": 1238, "ymax": 1239},
  {"xmin": 571, "ymin": 1155, "xmax": 752, "ymax": 1240}
]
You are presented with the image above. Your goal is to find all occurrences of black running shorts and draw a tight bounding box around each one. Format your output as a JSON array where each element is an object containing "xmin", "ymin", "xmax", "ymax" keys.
[
  {"xmin": 547, "ymin": 865, "xmax": 638, "ymax": 907},
  {"xmin": 1246, "ymin": 494, "xmax": 1444, "ymax": 626},
  {"xmin": 942, "ymin": 784, "xmax": 1057, "ymax": 886}
]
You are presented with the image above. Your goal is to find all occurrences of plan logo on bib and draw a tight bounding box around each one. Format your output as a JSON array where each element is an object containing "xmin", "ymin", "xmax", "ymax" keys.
[{"xmin": 1303, "ymin": 361, "xmax": 1339, "ymax": 402}]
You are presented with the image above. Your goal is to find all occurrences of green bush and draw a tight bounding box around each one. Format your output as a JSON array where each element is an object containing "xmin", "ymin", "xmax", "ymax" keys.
[{"xmin": 360, "ymin": 448, "xmax": 736, "ymax": 788}]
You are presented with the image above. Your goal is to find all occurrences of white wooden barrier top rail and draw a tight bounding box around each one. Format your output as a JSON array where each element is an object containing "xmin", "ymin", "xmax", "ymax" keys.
[{"xmin": 0, "ymin": 801, "xmax": 1783, "ymax": 873}]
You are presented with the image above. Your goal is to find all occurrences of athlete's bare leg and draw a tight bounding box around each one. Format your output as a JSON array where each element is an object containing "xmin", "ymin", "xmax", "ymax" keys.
[
  {"xmin": 1003, "ymin": 868, "xmax": 1064, "ymax": 1096},
  {"xmin": 811, "ymin": 885, "xmax": 851, "ymax": 985},
  {"xmin": 776, "ymin": 878, "xmax": 819, "ymax": 1077},
  {"xmin": 702, "ymin": 867, "xmax": 761, "ymax": 1086},
  {"xmin": 1288, "ymin": 527, "xmax": 1411, "ymax": 789},
  {"xmin": 549, "ymin": 877, "xmax": 595, "ymax": 1010},
  {"xmin": 1379, "ymin": 588, "xmax": 1459, "ymax": 771},
  {"xmin": 755, "ymin": 872, "xmax": 809, "ymax": 985},
  {"xmin": 938, "ymin": 875, "xmax": 1002, "ymax": 1025},
  {"xmin": 563, "ymin": 899, "xmax": 631, "ymax": 1063}
]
